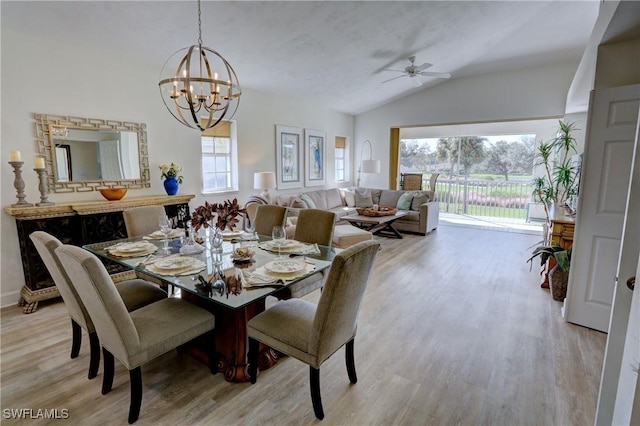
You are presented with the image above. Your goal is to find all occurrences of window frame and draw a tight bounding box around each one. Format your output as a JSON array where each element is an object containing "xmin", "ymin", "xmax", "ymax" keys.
[{"xmin": 200, "ymin": 120, "xmax": 238, "ymax": 195}]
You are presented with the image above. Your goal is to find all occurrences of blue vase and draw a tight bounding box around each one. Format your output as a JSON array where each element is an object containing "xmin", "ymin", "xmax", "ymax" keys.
[{"xmin": 163, "ymin": 176, "xmax": 179, "ymax": 196}]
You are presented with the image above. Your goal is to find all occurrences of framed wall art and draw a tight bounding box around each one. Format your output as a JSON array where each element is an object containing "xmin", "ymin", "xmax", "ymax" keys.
[
  {"xmin": 275, "ymin": 125, "xmax": 303, "ymax": 190},
  {"xmin": 304, "ymin": 129, "xmax": 326, "ymax": 187}
]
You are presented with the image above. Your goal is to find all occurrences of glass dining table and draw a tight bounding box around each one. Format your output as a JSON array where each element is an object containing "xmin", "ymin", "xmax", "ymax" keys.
[{"xmin": 83, "ymin": 233, "xmax": 335, "ymax": 382}]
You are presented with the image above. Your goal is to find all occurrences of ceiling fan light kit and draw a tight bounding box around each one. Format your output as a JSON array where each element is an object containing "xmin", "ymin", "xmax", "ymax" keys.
[
  {"xmin": 158, "ymin": 0, "xmax": 241, "ymax": 131},
  {"xmin": 382, "ymin": 56, "xmax": 451, "ymax": 86}
]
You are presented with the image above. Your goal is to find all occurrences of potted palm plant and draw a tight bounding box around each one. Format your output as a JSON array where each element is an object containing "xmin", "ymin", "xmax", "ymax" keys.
[
  {"xmin": 531, "ymin": 120, "xmax": 580, "ymax": 224},
  {"xmin": 527, "ymin": 243, "xmax": 572, "ymax": 301}
]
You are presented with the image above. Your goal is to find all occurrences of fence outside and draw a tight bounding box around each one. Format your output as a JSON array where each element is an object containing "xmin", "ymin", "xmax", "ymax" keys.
[{"xmin": 431, "ymin": 177, "xmax": 532, "ymax": 220}]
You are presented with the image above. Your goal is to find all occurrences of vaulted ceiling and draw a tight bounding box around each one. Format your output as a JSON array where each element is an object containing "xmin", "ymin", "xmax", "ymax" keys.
[{"xmin": 1, "ymin": 1, "xmax": 600, "ymax": 115}]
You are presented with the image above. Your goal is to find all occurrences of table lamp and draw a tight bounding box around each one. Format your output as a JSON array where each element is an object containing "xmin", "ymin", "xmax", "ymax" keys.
[{"xmin": 254, "ymin": 172, "xmax": 276, "ymax": 202}]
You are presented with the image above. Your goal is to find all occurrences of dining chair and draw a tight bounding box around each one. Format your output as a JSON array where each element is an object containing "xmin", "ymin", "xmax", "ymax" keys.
[
  {"xmin": 429, "ymin": 173, "xmax": 440, "ymax": 193},
  {"xmin": 253, "ymin": 204, "xmax": 287, "ymax": 237},
  {"xmin": 400, "ymin": 173, "xmax": 423, "ymax": 190},
  {"xmin": 55, "ymin": 244, "xmax": 217, "ymax": 424},
  {"xmin": 275, "ymin": 209, "xmax": 337, "ymax": 300},
  {"xmin": 29, "ymin": 231, "xmax": 167, "ymax": 380},
  {"xmin": 123, "ymin": 206, "xmax": 167, "ymax": 237},
  {"xmin": 247, "ymin": 239, "xmax": 381, "ymax": 420}
]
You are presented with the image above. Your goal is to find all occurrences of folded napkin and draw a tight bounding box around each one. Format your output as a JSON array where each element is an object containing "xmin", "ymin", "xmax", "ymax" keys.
[{"xmin": 241, "ymin": 263, "xmax": 316, "ymax": 288}]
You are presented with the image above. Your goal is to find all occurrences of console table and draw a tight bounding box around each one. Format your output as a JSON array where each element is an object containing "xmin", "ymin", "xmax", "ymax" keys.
[
  {"xmin": 4, "ymin": 194, "xmax": 194, "ymax": 313},
  {"xmin": 540, "ymin": 207, "xmax": 575, "ymax": 288}
]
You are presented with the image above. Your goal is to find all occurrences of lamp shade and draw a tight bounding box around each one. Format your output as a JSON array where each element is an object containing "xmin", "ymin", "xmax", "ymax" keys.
[
  {"xmin": 253, "ymin": 172, "xmax": 276, "ymax": 189},
  {"xmin": 361, "ymin": 159, "xmax": 381, "ymax": 174}
]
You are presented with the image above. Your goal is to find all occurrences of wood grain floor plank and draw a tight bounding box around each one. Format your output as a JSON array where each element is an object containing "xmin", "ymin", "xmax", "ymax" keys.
[{"xmin": 0, "ymin": 223, "xmax": 606, "ymax": 425}]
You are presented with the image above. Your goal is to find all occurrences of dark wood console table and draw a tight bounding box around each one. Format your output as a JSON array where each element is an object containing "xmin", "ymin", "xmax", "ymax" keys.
[{"xmin": 4, "ymin": 194, "xmax": 194, "ymax": 313}]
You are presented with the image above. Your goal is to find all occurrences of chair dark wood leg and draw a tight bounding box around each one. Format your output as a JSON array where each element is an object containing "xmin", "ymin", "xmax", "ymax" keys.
[
  {"xmin": 102, "ymin": 348, "xmax": 114, "ymax": 395},
  {"xmin": 128, "ymin": 367, "xmax": 142, "ymax": 424},
  {"xmin": 345, "ymin": 339, "xmax": 357, "ymax": 384},
  {"xmin": 310, "ymin": 366, "xmax": 324, "ymax": 420},
  {"xmin": 70, "ymin": 319, "xmax": 81, "ymax": 359},
  {"xmin": 206, "ymin": 329, "xmax": 217, "ymax": 375},
  {"xmin": 88, "ymin": 332, "xmax": 100, "ymax": 380},
  {"xmin": 248, "ymin": 338, "xmax": 259, "ymax": 384}
]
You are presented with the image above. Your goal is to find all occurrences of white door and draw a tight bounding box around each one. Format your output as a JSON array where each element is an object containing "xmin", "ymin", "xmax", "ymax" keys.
[
  {"xmin": 565, "ymin": 84, "xmax": 640, "ymax": 332},
  {"xmin": 612, "ymin": 258, "xmax": 639, "ymax": 425},
  {"xmin": 595, "ymin": 100, "xmax": 640, "ymax": 425}
]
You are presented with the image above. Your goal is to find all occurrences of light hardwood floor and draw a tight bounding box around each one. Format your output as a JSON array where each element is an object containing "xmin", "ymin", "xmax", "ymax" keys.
[{"xmin": 0, "ymin": 222, "xmax": 606, "ymax": 425}]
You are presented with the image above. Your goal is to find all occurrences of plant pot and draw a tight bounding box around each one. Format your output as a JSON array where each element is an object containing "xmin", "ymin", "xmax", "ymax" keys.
[
  {"xmin": 163, "ymin": 176, "xmax": 179, "ymax": 196},
  {"xmin": 549, "ymin": 264, "xmax": 569, "ymax": 302}
]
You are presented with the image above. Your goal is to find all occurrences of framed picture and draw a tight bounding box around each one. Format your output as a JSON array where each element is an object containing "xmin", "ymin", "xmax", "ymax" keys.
[
  {"xmin": 275, "ymin": 125, "xmax": 303, "ymax": 190},
  {"xmin": 304, "ymin": 129, "xmax": 326, "ymax": 187}
]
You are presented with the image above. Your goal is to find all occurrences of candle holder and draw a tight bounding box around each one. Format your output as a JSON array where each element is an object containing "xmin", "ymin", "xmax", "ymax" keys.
[
  {"xmin": 34, "ymin": 168, "xmax": 54, "ymax": 206},
  {"xmin": 9, "ymin": 161, "xmax": 33, "ymax": 208}
]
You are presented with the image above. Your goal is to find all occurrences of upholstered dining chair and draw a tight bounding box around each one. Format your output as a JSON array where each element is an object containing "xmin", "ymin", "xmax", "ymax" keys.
[
  {"xmin": 29, "ymin": 231, "xmax": 167, "ymax": 380},
  {"xmin": 123, "ymin": 206, "xmax": 167, "ymax": 237},
  {"xmin": 275, "ymin": 209, "xmax": 337, "ymax": 300},
  {"xmin": 248, "ymin": 240, "xmax": 381, "ymax": 420},
  {"xmin": 253, "ymin": 204, "xmax": 287, "ymax": 237},
  {"xmin": 55, "ymin": 244, "xmax": 216, "ymax": 424}
]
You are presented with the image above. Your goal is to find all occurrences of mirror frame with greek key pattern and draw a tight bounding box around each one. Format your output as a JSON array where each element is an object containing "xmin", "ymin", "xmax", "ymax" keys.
[{"xmin": 34, "ymin": 113, "xmax": 151, "ymax": 193}]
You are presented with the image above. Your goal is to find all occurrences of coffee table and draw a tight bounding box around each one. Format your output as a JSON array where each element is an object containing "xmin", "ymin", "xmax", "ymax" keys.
[{"xmin": 342, "ymin": 211, "xmax": 408, "ymax": 239}]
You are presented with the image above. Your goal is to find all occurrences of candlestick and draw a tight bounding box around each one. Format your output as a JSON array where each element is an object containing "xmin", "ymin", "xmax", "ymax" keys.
[
  {"xmin": 34, "ymin": 157, "xmax": 45, "ymax": 169},
  {"xmin": 34, "ymin": 168, "xmax": 54, "ymax": 206},
  {"xmin": 9, "ymin": 150, "xmax": 21, "ymax": 162},
  {"xmin": 9, "ymin": 161, "xmax": 33, "ymax": 208}
]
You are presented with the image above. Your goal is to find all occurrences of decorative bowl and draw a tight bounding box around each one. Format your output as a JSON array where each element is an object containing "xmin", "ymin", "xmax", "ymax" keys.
[{"xmin": 99, "ymin": 188, "xmax": 127, "ymax": 201}]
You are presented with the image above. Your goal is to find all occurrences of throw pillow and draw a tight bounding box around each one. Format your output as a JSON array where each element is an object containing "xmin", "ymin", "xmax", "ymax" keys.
[
  {"xmin": 411, "ymin": 193, "xmax": 431, "ymax": 211},
  {"xmin": 355, "ymin": 189, "xmax": 373, "ymax": 208},
  {"xmin": 300, "ymin": 193, "xmax": 317, "ymax": 209},
  {"xmin": 342, "ymin": 189, "xmax": 356, "ymax": 207},
  {"xmin": 289, "ymin": 197, "xmax": 307, "ymax": 209},
  {"xmin": 396, "ymin": 192, "xmax": 414, "ymax": 210}
]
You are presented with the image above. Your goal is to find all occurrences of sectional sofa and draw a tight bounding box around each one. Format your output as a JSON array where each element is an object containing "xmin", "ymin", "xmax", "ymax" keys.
[{"xmin": 274, "ymin": 187, "xmax": 439, "ymax": 235}]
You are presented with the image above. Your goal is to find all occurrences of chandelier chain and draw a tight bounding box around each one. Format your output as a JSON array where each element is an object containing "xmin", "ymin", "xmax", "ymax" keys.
[{"xmin": 197, "ymin": 0, "xmax": 202, "ymax": 46}]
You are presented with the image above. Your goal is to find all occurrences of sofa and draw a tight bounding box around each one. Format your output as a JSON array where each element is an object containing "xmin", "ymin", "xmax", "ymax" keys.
[{"xmin": 274, "ymin": 187, "xmax": 439, "ymax": 236}]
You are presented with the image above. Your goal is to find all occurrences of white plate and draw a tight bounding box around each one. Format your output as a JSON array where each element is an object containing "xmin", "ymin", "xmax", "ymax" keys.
[
  {"xmin": 264, "ymin": 259, "xmax": 306, "ymax": 274},
  {"xmin": 223, "ymin": 230, "xmax": 244, "ymax": 238},
  {"xmin": 115, "ymin": 242, "xmax": 156, "ymax": 253},
  {"xmin": 150, "ymin": 229, "xmax": 183, "ymax": 239},
  {"xmin": 154, "ymin": 256, "xmax": 197, "ymax": 270}
]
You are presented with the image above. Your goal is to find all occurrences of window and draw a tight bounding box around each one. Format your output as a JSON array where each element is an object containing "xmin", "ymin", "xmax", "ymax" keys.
[
  {"xmin": 335, "ymin": 136, "xmax": 347, "ymax": 182},
  {"xmin": 201, "ymin": 120, "xmax": 238, "ymax": 193}
]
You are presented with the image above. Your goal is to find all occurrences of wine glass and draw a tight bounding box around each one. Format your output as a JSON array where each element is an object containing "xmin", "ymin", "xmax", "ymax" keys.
[
  {"xmin": 244, "ymin": 216, "xmax": 257, "ymax": 247},
  {"xmin": 271, "ymin": 226, "xmax": 286, "ymax": 259},
  {"xmin": 159, "ymin": 216, "xmax": 172, "ymax": 254}
]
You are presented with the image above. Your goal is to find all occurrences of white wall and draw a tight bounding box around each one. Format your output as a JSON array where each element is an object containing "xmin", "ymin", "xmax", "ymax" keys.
[
  {"xmin": 354, "ymin": 61, "xmax": 581, "ymax": 189},
  {"xmin": 0, "ymin": 28, "xmax": 354, "ymax": 306}
]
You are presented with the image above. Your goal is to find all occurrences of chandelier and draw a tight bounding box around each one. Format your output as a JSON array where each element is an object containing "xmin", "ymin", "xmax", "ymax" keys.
[{"xmin": 158, "ymin": 0, "xmax": 241, "ymax": 131}]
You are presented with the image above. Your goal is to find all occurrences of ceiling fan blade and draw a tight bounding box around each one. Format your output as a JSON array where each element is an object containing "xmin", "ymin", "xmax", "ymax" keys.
[
  {"xmin": 382, "ymin": 74, "xmax": 408, "ymax": 84},
  {"xmin": 419, "ymin": 71, "xmax": 451, "ymax": 79},
  {"xmin": 382, "ymin": 68, "xmax": 405, "ymax": 73},
  {"xmin": 416, "ymin": 62, "xmax": 433, "ymax": 72}
]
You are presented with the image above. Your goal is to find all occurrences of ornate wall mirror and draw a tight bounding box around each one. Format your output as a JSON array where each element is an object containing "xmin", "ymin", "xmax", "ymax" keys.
[{"xmin": 35, "ymin": 113, "xmax": 150, "ymax": 193}]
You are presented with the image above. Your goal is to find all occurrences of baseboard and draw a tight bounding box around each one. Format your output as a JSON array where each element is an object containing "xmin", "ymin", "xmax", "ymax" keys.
[{"xmin": 1, "ymin": 290, "xmax": 21, "ymax": 309}]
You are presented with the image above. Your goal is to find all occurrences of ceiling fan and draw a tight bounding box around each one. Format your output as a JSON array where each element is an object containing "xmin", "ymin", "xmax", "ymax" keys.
[{"xmin": 382, "ymin": 56, "xmax": 451, "ymax": 87}]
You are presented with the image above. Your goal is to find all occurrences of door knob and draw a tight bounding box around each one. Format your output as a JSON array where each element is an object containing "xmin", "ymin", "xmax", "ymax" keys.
[{"xmin": 627, "ymin": 276, "xmax": 635, "ymax": 291}]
